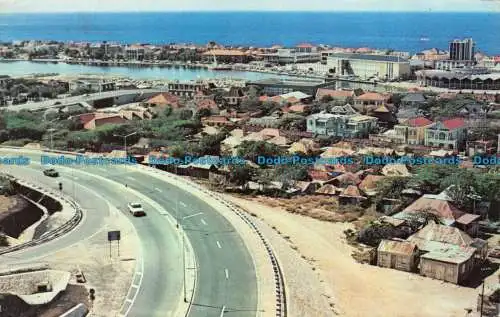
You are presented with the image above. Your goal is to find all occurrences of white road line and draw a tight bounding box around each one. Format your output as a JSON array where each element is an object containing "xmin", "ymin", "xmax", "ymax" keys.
[
  {"xmin": 200, "ymin": 219, "xmax": 207, "ymax": 225},
  {"xmin": 216, "ymin": 241, "xmax": 222, "ymax": 249},
  {"xmin": 224, "ymin": 268, "xmax": 229, "ymax": 280},
  {"xmin": 125, "ymin": 299, "xmax": 133, "ymax": 303},
  {"xmin": 126, "ymin": 176, "xmax": 135, "ymax": 181},
  {"xmin": 179, "ymin": 201, "xmax": 187, "ymax": 207},
  {"xmin": 131, "ymin": 284, "xmax": 140, "ymax": 288},
  {"xmin": 154, "ymin": 187, "xmax": 162, "ymax": 192},
  {"xmin": 220, "ymin": 306, "xmax": 226, "ymax": 317}
]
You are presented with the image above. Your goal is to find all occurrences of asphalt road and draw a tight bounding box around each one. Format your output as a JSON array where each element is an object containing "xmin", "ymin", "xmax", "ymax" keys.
[
  {"xmin": 5, "ymin": 88, "xmax": 167, "ymax": 111},
  {"xmin": 0, "ymin": 150, "xmax": 258, "ymax": 317}
]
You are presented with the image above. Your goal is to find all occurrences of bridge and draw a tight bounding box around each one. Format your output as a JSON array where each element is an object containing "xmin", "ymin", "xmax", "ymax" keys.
[{"xmin": 4, "ymin": 89, "xmax": 168, "ymax": 112}]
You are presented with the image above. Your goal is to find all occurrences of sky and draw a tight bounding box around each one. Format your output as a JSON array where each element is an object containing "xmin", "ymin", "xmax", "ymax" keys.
[{"xmin": 0, "ymin": 0, "xmax": 499, "ymax": 13}]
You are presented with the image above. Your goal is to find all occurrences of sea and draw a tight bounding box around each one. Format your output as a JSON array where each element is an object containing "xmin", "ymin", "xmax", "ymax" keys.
[{"xmin": 0, "ymin": 12, "xmax": 499, "ymax": 54}]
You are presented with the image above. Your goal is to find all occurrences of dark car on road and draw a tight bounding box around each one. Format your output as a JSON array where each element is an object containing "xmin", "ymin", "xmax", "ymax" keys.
[{"xmin": 43, "ymin": 168, "xmax": 59, "ymax": 177}]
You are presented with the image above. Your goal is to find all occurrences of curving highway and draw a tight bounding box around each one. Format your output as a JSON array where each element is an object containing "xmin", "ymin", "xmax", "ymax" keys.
[{"xmin": 0, "ymin": 148, "xmax": 258, "ymax": 317}]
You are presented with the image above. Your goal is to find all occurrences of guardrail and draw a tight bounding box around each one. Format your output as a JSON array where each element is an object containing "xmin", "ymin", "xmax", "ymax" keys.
[
  {"xmin": 134, "ymin": 164, "xmax": 288, "ymax": 317},
  {"xmin": 0, "ymin": 174, "xmax": 83, "ymax": 256},
  {"xmin": 0, "ymin": 146, "xmax": 286, "ymax": 316}
]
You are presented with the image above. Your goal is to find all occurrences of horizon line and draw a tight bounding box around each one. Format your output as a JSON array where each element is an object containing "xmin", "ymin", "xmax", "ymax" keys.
[{"xmin": 1, "ymin": 9, "xmax": 499, "ymax": 14}]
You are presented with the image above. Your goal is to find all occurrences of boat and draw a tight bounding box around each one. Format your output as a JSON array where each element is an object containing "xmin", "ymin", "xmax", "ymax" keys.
[
  {"xmin": 420, "ymin": 37, "xmax": 430, "ymax": 42},
  {"xmin": 208, "ymin": 53, "xmax": 233, "ymax": 71}
]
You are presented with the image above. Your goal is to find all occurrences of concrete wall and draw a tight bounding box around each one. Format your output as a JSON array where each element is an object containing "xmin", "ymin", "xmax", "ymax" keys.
[{"xmin": 0, "ymin": 270, "xmax": 71, "ymax": 305}]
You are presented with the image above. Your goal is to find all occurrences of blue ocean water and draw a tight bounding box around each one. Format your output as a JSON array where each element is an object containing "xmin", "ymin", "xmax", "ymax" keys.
[{"xmin": 0, "ymin": 12, "xmax": 499, "ymax": 54}]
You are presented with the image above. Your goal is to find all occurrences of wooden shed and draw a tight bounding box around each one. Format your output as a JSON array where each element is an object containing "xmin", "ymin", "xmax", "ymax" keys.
[{"xmin": 377, "ymin": 239, "xmax": 419, "ymax": 272}]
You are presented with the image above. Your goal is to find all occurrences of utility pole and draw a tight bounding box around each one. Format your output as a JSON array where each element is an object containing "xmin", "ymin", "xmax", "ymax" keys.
[
  {"xmin": 480, "ymin": 280, "xmax": 485, "ymax": 317},
  {"xmin": 48, "ymin": 128, "xmax": 56, "ymax": 149},
  {"xmin": 114, "ymin": 132, "xmax": 138, "ymax": 156}
]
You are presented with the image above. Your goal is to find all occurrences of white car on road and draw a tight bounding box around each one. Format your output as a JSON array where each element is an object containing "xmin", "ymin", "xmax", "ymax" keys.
[{"xmin": 128, "ymin": 202, "xmax": 146, "ymax": 217}]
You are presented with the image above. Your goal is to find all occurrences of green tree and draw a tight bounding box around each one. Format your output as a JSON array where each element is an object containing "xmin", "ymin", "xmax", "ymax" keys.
[
  {"xmin": 228, "ymin": 165, "xmax": 254, "ymax": 187},
  {"xmin": 197, "ymin": 132, "xmax": 227, "ymax": 156},
  {"xmin": 237, "ymin": 141, "xmax": 284, "ymax": 162},
  {"xmin": 239, "ymin": 98, "xmax": 262, "ymax": 112},
  {"xmin": 273, "ymin": 164, "xmax": 309, "ymax": 189},
  {"xmin": 411, "ymin": 165, "xmax": 458, "ymax": 194},
  {"xmin": 178, "ymin": 109, "xmax": 193, "ymax": 120},
  {"xmin": 375, "ymin": 176, "xmax": 410, "ymax": 201},
  {"xmin": 320, "ymin": 95, "xmax": 333, "ymax": 103},
  {"xmin": 441, "ymin": 169, "xmax": 477, "ymax": 209}
]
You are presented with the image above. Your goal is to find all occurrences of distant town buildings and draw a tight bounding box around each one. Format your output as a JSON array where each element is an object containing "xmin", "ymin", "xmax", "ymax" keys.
[
  {"xmin": 449, "ymin": 38, "xmax": 475, "ymax": 61},
  {"xmin": 247, "ymin": 78, "xmax": 334, "ymax": 96},
  {"xmin": 415, "ymin": 68, "xmax": 500, "ymax": 90},
  {"xmin": 324, "ymin": 53, "xmax": 411, "ymax": 80},
  {"xmin": 424, "ymin": 118, "xmax": 467, "ymax": 150},
  {"xmin": 306, "ymin": 111, "xmax": 378, "ymax": 138},
  {"xmin": 167, "ymin": 81, "xmax": 209, "ymax": 98},
  {"xmin": 436, "ymin": 38, "xmax": 476, "ymax": 70},
  {"xmin": 258, "ymin": 45, "xmax": 321, "ymax": 65}
]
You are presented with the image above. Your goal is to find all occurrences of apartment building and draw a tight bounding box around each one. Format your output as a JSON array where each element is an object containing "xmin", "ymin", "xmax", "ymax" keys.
[
  {"xmin": 324, "ymin": 53, "xmax": 411, "ymax": 80},
  {"xmin": 394, "ymin": 117, "xmax": 434, "ymax": 145},
  {"xmin": 167, "ymin": 81, "xmax": 208, "ymax": 98},
  {"xmin": 424, "ymin": 118, "xmax": 467, "ymax": 150},
  {"xmin": 259, "ymin": 47, "xmax": 321, "ymax": 65},
  {"xmin": 306, "ymin": 111, "xmax": 378, "ymax": 138}
]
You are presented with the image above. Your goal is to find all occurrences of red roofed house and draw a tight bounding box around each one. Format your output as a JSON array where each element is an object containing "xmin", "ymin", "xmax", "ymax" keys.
[
  {"xmin": 282, "ymin": 103, "xmax": 310, "ymax": 113},
  {"xmin": 354, "ymin": 92, "xmax": 390, "ymax": 107},
  {"xmin": 83, "ymin": 114, "xmax": 127, "ymax": 130},
  {"xmin": 394, "ymin": 117, "xmax": 434, "ymax": 145},
  {"xmin": 424, "ymin": 118, "xmax": 467, "ymax": 150},
  {"xmin": 315, "ymin": 88, "xmax": 355, "ymax": 102},
  {"xmin": 196, "ymin": 99, "xmax": 220, "ymax": 114},
  {"xmin": 146, "ymin": 92, "xmax": 181, "ymax": 109},
  {"xmin": 295, "ymin": 43, "xmax": 317, "ymax": 53}
]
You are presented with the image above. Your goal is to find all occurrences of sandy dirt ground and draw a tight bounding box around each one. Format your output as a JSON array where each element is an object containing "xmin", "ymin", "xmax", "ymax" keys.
[
  {"xmin": 227, "ymin": 195, "xmax": 499, "ymax": 317},
  {"xmin": 0, "ymin": 195, "xmax": 14, "ymax": 214},
  {"xmin": 26, "ymin": 206, "xmax": 139, "ymax": 317}
]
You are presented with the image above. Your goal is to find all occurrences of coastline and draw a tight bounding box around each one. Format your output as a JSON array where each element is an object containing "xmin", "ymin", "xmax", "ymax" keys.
[{"xmin": 0, "ymin": 58, "xmax": 326, "ymax": 81}]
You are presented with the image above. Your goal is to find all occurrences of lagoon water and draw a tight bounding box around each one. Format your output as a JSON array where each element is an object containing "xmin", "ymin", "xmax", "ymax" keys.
[{"xmin": 0, "ymin": 60, "xmax": 292, "ymax": 80}]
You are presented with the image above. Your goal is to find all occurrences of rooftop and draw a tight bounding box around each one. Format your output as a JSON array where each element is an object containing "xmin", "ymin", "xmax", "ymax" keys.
[
  {"xmin": 328, "ymin": 53, "xmax": 409, "ymax": 63},
  {"xmin": 378, "ymin": 239, "xmax": 418, "ymax": 256},
  {"xmin": 420, "ymin": 245, "xmax": 475, "ymax": 264}
]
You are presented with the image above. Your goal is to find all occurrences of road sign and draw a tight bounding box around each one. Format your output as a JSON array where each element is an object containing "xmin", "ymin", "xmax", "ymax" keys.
[{"xmin": 108, "ymin": 231, "xmax": 120, "ymax": 241}]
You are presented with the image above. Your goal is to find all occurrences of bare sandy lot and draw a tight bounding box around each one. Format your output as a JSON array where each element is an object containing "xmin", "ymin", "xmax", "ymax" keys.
[
  {"xmin": 0, "ymin": 195, "xmax": 15, "ymax": 214},
  {"xmin": 227, "ymin": 195, "xmax": 497, "ymax": 317}
]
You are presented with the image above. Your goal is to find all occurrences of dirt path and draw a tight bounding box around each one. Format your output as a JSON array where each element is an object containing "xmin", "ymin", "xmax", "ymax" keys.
[{"xmin": 227, "ymin": 195, "xmax": 485, "ymax": 317}]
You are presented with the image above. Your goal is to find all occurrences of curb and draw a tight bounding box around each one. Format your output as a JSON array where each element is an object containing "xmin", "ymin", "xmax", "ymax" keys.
[
  {"xmin": 132, "ymin": 165, "xmax": 288, "ymax": 317},
  {"xmin": 0, "ymin": 173, "xmax": 83, "ymax": 256}
]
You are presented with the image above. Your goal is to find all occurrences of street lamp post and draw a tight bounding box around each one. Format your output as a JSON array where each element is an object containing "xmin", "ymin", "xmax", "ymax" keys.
[
  {"xmin": 47, "ymin": 128, "xmax": 56, "ymax": 149},
  {"xmin": 179, "ymin": 211, "xmax": 203, "ymax": 304},
  {"xmin": 114, "ymin": 132, "xmax": 138, "ymax": 156}
]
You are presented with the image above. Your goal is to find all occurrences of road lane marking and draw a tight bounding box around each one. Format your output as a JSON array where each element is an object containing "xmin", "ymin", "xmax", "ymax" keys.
[
  {"xmin": 224, "ymin": 268, "xmax": 229, "ymax": 279},
  {"xmin": 131, "ymin": 284, "xmax": 140, "ymax": 288},
  {"xmin": 126, "ymin": 176, "xmax": 135, "ymax": 181},
  {"xmin": 201, "ymin": 219, "xmax": 207, "ymax": 225},
  {"xmin": 154, "ymin": 187, "xmax": 162, "ymax": 192},
  {"xmin": 125, "ymin": 299, "xmax": 133, "ymax": 303},
  {"xmin": 216, "ymin": 241, "xmax": 222, "ymax": 249},
  {"xmin": 179, "ymin": 201, "xmax": 187, "ymax": 207},
  {"xmin": 182, "ymin": 212, "xmax": 203, "ymax": 220},
  {"xmin": 220, "ymin": 306, "xmax": 226, "ymax": 317}
]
